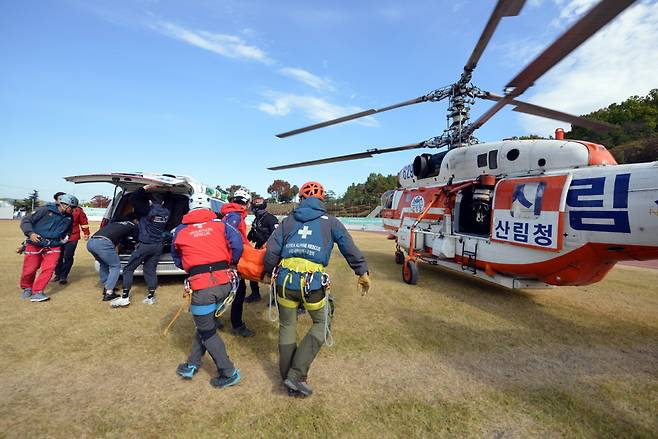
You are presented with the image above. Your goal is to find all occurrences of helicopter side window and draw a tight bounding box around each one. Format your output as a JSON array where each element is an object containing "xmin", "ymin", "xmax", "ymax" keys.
[
  {"xmin": 488, "ymin": 150, "xmax": 498, "ymax": 169},
  {"xmin": 477, "ymin": 153, "xmax": 487, "ymax": 167},
  {"xmin": 507, "ymin": 148, "xmax": 520, "ymax": 161}
]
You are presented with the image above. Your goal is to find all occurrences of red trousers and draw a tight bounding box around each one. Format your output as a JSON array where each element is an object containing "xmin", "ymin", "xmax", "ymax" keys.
[{"xmin": 20, "ymin": 243, "xmax": 61, "ymax": 293}]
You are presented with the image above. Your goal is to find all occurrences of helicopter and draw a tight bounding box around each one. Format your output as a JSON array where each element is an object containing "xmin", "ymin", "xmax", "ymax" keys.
[{"xmin": 269, "ymin": 0, "xmax": 658, "ymax": 289}]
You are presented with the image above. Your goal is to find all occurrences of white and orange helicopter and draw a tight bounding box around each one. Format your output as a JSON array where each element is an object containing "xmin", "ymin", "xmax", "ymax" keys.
[{"xmin": 270, "ymin": 0, "xmax": 658, "ymax": 289}]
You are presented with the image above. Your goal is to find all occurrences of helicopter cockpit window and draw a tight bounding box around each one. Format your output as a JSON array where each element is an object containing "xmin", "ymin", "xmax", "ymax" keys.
[
  {"xmin": 488, "ymin": 150, "xmax": 498, "ymax": 169},
  {"xmin": 507, "ymin": 148, "xmax": 520, "ymax": 161},
  {"xmin": 477, "ymin": 153, "xmax": 487, "ymax": 168}
]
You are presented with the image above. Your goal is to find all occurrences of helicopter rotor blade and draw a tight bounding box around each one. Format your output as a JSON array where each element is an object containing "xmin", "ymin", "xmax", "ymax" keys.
[
  {"xmin": 268, "ymin": 142, "xmax": 426, "ymax": 170},
  {"xmin": 275, "ymin": 96, "xmax": 429, "ymax": 139},
  {"xmin": 468, "ymin": 0, "xmax": 636, "ymax": 133},
  {"xmin": 483, "ymin": 92, "xmax": 618, "ymax": 132},
  {"xmin": 465, "ymin": 0, "xmax": 526, "ymax": 71}
]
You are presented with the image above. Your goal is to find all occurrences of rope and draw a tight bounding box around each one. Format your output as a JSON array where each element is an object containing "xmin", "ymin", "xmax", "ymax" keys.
[
  {"xmin": 162, "ymin": 283, "xmax": 192, "ymax": 337},
  {"xmin": 268, "ymin": 271, "xmax": 279, "ymax": 323},
  {"xmin": 324, "ymin": 289, "xmax": 334, "ymax": 348}
]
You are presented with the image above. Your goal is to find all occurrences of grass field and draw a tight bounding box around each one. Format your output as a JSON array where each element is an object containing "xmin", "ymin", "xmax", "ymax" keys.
[{"xmin": 0, "ymin": 220, "xmax": 657, "ymax": 438}]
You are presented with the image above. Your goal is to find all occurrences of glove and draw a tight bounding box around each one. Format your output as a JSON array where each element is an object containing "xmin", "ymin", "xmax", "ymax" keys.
[
  {"xmin": 357, "ymin": 272, "xmax": 371, "ymax": 296},
  {"xmin": 261, "ymin": 273, "xmax": 272, "ymax": 285},
  {"xmin": 61, "ymin": 235, "xmax": 70, "ymax": 245}
]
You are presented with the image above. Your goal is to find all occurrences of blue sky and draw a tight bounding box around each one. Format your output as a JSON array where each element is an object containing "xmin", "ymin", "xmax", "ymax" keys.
[{"xmin": 1, "ymin": 0, "xmax": 656, "ymax": 201}]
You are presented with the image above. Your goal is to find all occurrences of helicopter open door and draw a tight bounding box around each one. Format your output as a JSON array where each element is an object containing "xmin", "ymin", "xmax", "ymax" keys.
[{"xmin": 491, "ymin": 174, "xmax": 571, "ymax": 251}]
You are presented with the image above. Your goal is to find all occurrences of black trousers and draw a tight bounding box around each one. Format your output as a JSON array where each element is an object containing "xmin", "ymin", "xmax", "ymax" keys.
[
  {"xmin": 55, "ymin": 240, "xmax": 79, "ymax": 280},
  {"xmin": 230, "ymin": 279, "xmax": 247, "ymax": 329},
  {"xmin": 122, "ymin": 242, "xmax": 162, "ymax": 291},
  {"xmin": 249, "ymin": 280, "xmax": 260, "ymax": 295}
]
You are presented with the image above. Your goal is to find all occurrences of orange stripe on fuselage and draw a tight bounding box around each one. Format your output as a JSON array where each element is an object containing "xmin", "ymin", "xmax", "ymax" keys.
[{"xmin": 451, "ymin": 243, "xmax": 658, "ymax": 286}]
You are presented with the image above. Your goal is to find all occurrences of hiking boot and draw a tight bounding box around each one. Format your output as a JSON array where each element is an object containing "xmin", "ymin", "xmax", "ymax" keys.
[
  {"xmin": 231, "ymin": 324, "xmax": 255, "ymax": 338},
  {"xmin": 244, "ymin": 292, "xmax": 261, "ymax": 303},
  {"xmin": 102, "ymin": 292, "xmax": 120, "ymax": 301},
  {"xmin": 210, "ymin": 369, "xmax": 241, "ymax": 388},
  {"xmin": 30, "ymin": 292, "xmax": 50, "ymax": 302},
  {"xmin": 284, "ymin": 378, "xmax": 313, "ymax": 397},
  {"xmin": 142, "ymin": 296, "xmax": 156, "ymax": 305},
  {"xmin": 287, "ymin": 387, "xmax": 304, "ymax": 398},
  {"xmin": 110, "ymin": 296, "xmax": 130, "ymax": 308},
  {"xmin": 176, "ymin": 363, "xmax": 199, "ymax": 379},
  {"xmin": 58, "ymin": 279, "xmax": 68, "ymax": 285},
  {"xmin": 21, "ymin": 288, "xmax": 32, "ymax": 299}
]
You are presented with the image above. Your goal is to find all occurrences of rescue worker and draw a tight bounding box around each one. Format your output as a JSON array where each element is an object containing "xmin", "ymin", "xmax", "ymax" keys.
[
  {"xmin": 172, "ymin": 194, "xmax": 243, "ymax": 388},
  {"xmin": 53, "ymin": 192, "xmax": 90, "ymax": 285},
  {"xmin": 220, "ymin": 187, "xmax": 255, "ymax": 337},
  {"xmin": 87, "ymin": 218, "xmax": 139, "ymax": 301},
  {"xmin": 111, "ymin": 184, "xmax": 170, "ymax": 308},
  {"xmin": 245, "ymin": 197, "xmax": 279, "ymax": 303},
  {"xmin": 19, "ymin": 194, "xmax": 75, "ymax": 302},
  {"xmin": 263, "ymin": 181, "xmax": 371, "ymax": 397}
]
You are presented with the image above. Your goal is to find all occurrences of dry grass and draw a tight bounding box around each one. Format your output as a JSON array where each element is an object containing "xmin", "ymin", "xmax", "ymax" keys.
[{"xmin": 0, "ymin": 220, "xmax": 656, "ymax": 438}]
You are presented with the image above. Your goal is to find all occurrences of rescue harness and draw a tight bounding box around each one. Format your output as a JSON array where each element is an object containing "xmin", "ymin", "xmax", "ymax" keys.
[
  {"xmin": 268, "ymin": 257, "xmax": 334, "ymax": 347},
  {"xmin": 162, "ymin": 266, "xmax": 239, "ymax": 337}
]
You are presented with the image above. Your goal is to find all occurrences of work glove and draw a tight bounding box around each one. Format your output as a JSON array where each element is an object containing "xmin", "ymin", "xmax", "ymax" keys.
[
  {"xmin": 357, "ymin": 272, "xmax": 371, "ymax": 296},
  {"xmin": 261, "ymin": 273, "xmax": 272, "ymax": 285}
]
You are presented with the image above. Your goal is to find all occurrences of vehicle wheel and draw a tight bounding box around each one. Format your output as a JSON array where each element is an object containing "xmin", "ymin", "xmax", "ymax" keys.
[
  {"xmin": 402, "ymin": 259, "xmax": 418, "ymax": 285},
  {"xmin": 395, "ymin": 250, "xmax": 404, "ymax": 265}
]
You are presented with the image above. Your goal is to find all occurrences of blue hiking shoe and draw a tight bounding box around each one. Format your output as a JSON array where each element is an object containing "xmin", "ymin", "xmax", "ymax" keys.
[
  {"xmin": 176, "ymin": 363, "xmax": 199, "ymax": 379},
  {"xmin": 30, "ymin": 292, "xmax": 50, "ymax": 302},
  {"xmin": 210, "ymin": 369, "xmax": 241, "ymax": 388},
  {"xmin": 21, "ymin": 288, "xmax": 32, "ymax": 299}
]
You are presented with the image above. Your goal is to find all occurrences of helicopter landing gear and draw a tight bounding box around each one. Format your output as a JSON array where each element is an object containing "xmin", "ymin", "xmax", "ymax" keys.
[
  {"xmin": 402, "ymin": 258, "xmax": 418, "ymax": 285},
  {"xmin": 395, "ymin": 249, "xmax": 404, "ymax": 265}
]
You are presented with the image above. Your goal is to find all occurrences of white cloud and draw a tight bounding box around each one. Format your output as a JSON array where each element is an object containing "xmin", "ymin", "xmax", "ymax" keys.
[
  {"xmin": 555, "ymin": 0, "xmax": 599, "ymax": 22},
  {"xmin": 518, "ymin": 1, "xmax": 658, "ymax": 136},
  {"xmin": 152, "ymin": 21, "xmax": 273, "ymax": 64},
  {"xmin": 257, "ymin": 92, "xmax": 379, "ymax": 127},
  {"xmin": 277, "ymin": 67, "xmax": 335, "ymax": 91}
]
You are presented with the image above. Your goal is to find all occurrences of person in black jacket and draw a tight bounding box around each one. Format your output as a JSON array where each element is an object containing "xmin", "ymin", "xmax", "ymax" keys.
[
  {"xmin": 87, "ymin": 218, "xmax": 138, "ymax": 301},
  {"xmin": 111, "ymin": 184, "xmax": 170, "ymax": 308},
  {"xmin": 245, "ymin": 198, "xmax": 279, "ymax": 303}
]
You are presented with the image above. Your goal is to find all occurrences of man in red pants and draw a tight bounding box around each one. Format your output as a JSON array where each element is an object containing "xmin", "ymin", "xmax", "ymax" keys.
[{"xmin": 19, "ymin": 194, "xmax": 75, "ymax": 302}]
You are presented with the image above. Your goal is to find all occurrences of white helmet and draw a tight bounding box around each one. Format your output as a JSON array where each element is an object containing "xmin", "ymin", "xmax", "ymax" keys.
[
  {"xmin": 189, "ymin": 194, "xmax": 212, "ymax": 210},
  {"xmin": 232, "ymin": 187, "xmax": 251, "ymax": 205}
]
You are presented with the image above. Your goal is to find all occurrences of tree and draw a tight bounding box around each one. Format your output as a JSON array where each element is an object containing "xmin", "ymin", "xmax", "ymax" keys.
[
  {"xmin": 565, "ymin": 88, "xmax": 658, "ymax": 162},
  {"xmin": 226, "ymin": 184, "xmax": 243, "ymax": 196},
  {"xmin": 90, "ymin": 195, "xmax": 111, "ymax": 208},
  {"xmin": 267, "ymin": 179, "xmax": 292, "ymax": 203},
  {"xmin": 15, "ymin": 190, "xmax": 40, "ymax": 212},
  {"xmin": 342, "ymin": 173, "xmax": 398, "ymax": 207}
]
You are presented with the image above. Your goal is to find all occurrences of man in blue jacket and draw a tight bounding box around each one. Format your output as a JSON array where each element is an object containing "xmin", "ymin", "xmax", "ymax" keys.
[
  {"xmin": 19, "ymin": 194, "xmax": 75, "ymax": 302},
  {"xmin": 263, "ymin": 181, "xmax": 371, "ymax": 397},
  {"xmin": 111, "ymin": 184, "xmax": 170, "ymax": 308}
]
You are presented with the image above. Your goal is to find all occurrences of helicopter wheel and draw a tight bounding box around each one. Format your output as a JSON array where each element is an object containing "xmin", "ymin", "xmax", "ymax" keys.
[
  {"xmin": 395, "ymin": 250, "xmax": 404, "ymax": 265},
  {"xmin": 402, "ymin": 259, "xmax": 418, "ymax": 285}
]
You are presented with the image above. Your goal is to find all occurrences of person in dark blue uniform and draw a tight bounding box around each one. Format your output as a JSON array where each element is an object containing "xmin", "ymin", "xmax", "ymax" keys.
[
  {"xmin": 111, "ymin": 184, "xmax": 170, "ymax": 308},
  {"xmin": 263, "ymin": 181, "xmax": 371, "ymax": 397}
]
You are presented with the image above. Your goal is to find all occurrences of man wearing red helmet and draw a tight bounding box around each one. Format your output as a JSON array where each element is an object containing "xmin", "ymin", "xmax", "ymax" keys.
[{"xmin": 264, "ymin": 181, "xmax": 371, "ymax": 397}]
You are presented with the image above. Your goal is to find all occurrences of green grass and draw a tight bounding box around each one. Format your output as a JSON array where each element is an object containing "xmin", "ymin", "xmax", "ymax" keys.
[{"xmin": 0, "ymin": 221, "xmax": 657, "ymax": 438}]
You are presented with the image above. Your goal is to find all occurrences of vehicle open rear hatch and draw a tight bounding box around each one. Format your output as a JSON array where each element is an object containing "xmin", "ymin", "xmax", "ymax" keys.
[{"xmin": 64, "ymin": 172, "xmax": 194, "ymax": 194}]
